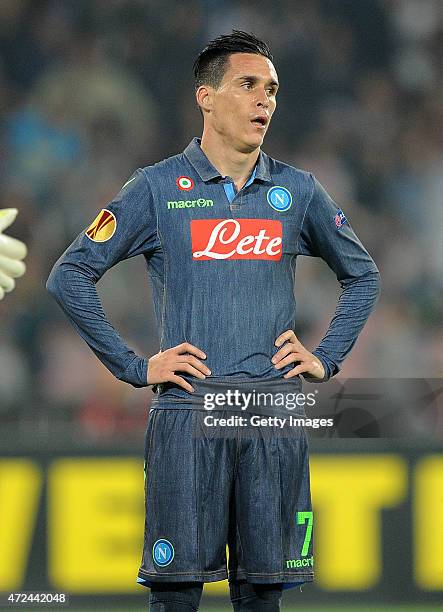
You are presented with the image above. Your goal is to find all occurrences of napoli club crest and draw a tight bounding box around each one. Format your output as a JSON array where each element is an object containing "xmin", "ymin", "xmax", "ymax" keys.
[{"xmin": 267, "ymin": 186, "xmax": 292, "ymax": 212}]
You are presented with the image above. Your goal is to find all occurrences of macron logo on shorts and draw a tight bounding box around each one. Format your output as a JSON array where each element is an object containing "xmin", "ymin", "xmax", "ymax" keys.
[{"xmin": 191, "ymin": 218, "xmax": 283, "ymax": 261}]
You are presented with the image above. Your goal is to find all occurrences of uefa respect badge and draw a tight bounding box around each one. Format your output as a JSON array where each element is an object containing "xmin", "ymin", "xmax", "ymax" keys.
[{"xmin": 334, "ymin": 208, "xmax": 347, "ymax": 229}]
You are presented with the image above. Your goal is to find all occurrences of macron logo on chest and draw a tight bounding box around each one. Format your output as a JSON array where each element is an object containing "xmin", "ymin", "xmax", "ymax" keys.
[{"xmin": 191, "ymin": 218, "xmax": 282, "ymax": 261}]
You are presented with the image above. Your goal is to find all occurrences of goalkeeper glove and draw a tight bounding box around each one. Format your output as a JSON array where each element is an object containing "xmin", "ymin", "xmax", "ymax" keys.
[{"xmin": 0, "ymin": 208, "xmax": 27, "ymax": 300}]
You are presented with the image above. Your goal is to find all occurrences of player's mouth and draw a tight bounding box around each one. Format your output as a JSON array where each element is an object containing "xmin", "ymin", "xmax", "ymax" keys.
[{"xmin": 250, "ymin": 114, "xmax": 269, "ymax": 130}]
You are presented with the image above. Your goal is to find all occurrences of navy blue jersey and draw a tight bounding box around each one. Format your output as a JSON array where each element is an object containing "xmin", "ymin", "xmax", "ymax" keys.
[{"xmin": 47, "ymin": 138, "xmax": 380, "ymax": 395}]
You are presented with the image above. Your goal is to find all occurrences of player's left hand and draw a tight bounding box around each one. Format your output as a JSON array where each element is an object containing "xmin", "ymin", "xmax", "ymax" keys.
[{"xmin": 272, "ymin": 330, "xmax": 325, "ymax": 379}]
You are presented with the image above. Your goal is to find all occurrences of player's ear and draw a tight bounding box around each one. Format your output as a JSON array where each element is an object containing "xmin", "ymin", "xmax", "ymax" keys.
[{"xmin": 196, "ymin": 85, "xmax": 213, "ymax": 113}]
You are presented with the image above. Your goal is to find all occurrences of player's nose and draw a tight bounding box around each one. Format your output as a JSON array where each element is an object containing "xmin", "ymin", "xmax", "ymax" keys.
[
  {"xmin": 256, "ymin": 95, "xmax": 269, "ymax": 109},
  {"xmin": 254, "ymin": 86, "xmax": 270, "ymax": 108}
]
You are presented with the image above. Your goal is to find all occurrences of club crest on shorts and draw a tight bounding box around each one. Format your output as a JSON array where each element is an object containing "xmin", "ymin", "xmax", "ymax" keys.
[
  {"xmin": 176, "ymin": 176, "xmax": 194, "ymax": 191},
  {"xmin": 334, "ymin": 209, "xmax": 347, "ymax": 229},
  {"xmin": 267, "ymin": 186, "xmax": 292, "ymax": 212},
  {"xmin": 85, "ymin": 209, "xmax": 116, "ymax": 242},
  {"xmin": 152, "ymin": 539, "xmax": 175, "ymax": 567}
]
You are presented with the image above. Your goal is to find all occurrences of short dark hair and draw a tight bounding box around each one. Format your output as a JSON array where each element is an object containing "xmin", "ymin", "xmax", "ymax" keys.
[{"xmin": 193, "ymin": 30, "xmax": 274, "ymax": 91}]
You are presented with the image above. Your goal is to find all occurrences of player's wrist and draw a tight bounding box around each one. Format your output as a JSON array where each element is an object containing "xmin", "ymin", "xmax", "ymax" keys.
[{"xmin": 303, "ymin": 352, "xmax": 330, "ymax": 383}]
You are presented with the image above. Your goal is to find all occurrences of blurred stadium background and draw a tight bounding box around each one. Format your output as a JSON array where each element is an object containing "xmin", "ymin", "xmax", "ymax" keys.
[{"xmin": 0, "ymin": 0, "xmax": 442, "ymax": 610}]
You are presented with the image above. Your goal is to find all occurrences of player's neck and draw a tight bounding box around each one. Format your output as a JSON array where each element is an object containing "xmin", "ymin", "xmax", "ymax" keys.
[{"xmin": 200, "ymin": 132, "xmax": 259, "ymax": 191}]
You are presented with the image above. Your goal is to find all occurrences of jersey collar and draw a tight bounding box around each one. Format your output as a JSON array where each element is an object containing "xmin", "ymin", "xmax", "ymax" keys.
[{"xmin": 184, "ymin": 137, "xmax": 272, "ymax": 183}]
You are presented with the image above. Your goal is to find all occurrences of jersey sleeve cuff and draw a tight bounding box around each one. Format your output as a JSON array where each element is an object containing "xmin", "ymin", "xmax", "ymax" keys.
[{"xmin": 120, "ymin": 356, "xmax": 148, "ymax": 388}]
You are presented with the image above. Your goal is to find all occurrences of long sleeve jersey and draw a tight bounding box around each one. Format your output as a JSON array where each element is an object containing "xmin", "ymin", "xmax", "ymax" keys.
[{"xmin": 47, "ymin": 137, "xmax": 380, "ymax": 402}]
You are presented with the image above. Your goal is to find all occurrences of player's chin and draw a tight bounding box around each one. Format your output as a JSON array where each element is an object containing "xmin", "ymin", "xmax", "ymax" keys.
[{"xmin": 244, "ymin": 130, "xmax": 266, "ymax": 149}]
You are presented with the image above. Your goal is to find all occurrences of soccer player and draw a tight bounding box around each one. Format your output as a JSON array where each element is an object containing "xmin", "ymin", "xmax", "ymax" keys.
[
  {"xmin": 0, "ymin": 208, "xmax": 27, "ymax": 300},
  {"xmin": 47, "ymin": 31, "xmax": 380, "ymax": 611}
]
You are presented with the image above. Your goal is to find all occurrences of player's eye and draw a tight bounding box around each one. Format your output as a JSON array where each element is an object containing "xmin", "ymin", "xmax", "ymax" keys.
[{"xmin": 242, "ymin": 81, "xmax": 253, "ymax": 89}]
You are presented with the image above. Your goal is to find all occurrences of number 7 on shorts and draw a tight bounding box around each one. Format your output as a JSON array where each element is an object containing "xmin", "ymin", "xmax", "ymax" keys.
[{"xmin": 296, "ymin": 511, "xmax": 313, "ymax": 557}]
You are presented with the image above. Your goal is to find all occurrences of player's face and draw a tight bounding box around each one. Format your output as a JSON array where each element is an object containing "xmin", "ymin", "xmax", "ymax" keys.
[{"xmin": 211, "ymin": 53, "xmax": 279, "ymax": 152}]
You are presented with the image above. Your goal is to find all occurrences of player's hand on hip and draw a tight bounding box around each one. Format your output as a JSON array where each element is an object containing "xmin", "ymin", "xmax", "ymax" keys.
[
  {"xmin": 0, "ymin": 208, "xmax": 27, "ymax": 300},
  {"xmin": 147, "ymin": 342, "xmax": 211, "ymax": 392},
  {"xmin": 272, "ymin": 330, "xmax": 325, "ymax": 380}
]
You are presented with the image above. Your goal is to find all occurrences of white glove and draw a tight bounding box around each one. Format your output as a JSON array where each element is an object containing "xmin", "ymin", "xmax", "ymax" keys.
[{"xmin": 0, "ymin": 209, "xmax": 27, "ymax": 300}]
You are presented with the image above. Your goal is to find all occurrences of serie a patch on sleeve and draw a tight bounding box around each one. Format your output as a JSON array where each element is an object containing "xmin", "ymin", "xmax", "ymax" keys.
[
  {"xmin": 85, "ymin": 209, "xmax": 117, "ymax": 242},
  {"xmin": 334, "ymin": 208, "xmax": 347, "ymax": 229}
]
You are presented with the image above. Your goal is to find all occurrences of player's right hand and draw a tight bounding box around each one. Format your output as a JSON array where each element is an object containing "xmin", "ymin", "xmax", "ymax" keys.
[
  {"xmin": 0, "ymin": 208, "xmax": 27, "ymax": 300},
  {"xmin": 147, "ymin": 342, "xmax": 211, "ymax": 392}
]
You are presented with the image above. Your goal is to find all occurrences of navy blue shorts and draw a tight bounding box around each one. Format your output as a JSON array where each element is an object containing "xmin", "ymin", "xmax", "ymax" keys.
[{"xmin": 137, "ymin": 408, "xmax": 314, "ymax": 588}]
